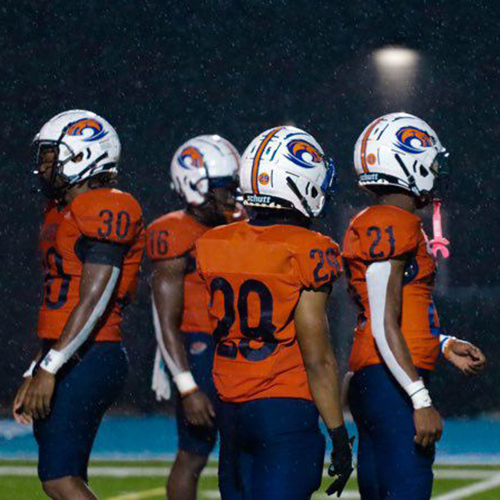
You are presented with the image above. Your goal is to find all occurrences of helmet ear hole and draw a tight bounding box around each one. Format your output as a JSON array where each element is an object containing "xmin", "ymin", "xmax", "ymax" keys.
[
  {"xmin": 311, "ymin": 186, "xmax": 318, "ymax": 198},
  {"xmin": 72, "ymin": 153, "xmax": 84, "ymax": 163},
  {"xmin": 419, "ymin": 165, "xmax": 429, "ymax": 178}
]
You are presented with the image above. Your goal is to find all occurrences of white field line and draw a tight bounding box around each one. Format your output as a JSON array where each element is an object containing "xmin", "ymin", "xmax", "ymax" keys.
[
  {"xmin": 0, "ymin": 465, "xmax": 497, "ymax": 480},
  {"xmin": 435, "ymin": 469, "xmax": 497, "ymax": 480},
  {"xmin": 1, "ymin": 465, "xmax": 497, "ymax": 500},
  {"xmin": 433, "ymin": 473, "xmax": 500, "ymax": 500},
  {"xmin": 105, "ymin": 488, "xmax": 165, "ymax": 500},
  {"xmin": 106, "ymin": 476, "xmax": 500, "ymax": 500},
  {"xmin": 0, "ymin": 466, "xmax": 177, "ymax": 477}
]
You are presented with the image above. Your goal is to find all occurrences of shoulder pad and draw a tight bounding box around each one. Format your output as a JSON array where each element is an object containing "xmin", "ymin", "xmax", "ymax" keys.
[
  {"xmin": 291, "ymin": 229, "xmax": 343, "ymax": 290},
  {"xmin": 146, "ymin": 211, "xmax": 206, "ymax": 260},
  {"xmin": 71, "ymin": 188, "xmax": 143, "ymax": 244},
  {"xmin": 343, "ymin": 205, "xmax": 421, "ymax": 261}
]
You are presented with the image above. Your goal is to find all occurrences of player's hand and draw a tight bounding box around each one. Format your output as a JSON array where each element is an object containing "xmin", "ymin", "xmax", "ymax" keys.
[
  {"xmin": 182, "ymin": 390, "xmax": 215, "ymax": 427},
  {"xmin": 12, "ymin": 378, "xmax": 33, "ymax": 425},
  {"xmin": 446, "ymin": 339, "xmax": 486, "ymax": 375},
  {"xmin": 23, "ymin": 369, "xmax": 56, "ymax": 420},
  {"xmin": 414, "ymin": 406, "xmax": 443, "ymax": 448},
  {"xmin": 326, "ymin": 425, "xmax": 355, "ymax": 497}
]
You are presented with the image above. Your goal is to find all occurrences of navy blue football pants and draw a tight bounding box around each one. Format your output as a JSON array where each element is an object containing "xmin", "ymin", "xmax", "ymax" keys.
[
  {"xmin": 217, "ymin": 398, "xmax": 325, "ymax": 500},
  {"xmin": 348, "ymin": 364, "xmax": 435, "ymax": 500},
  {"xmin": 33, "ymin": 341, "xmax": 128, "ymax": 482},
  {"xmin": 176, "ymin": 332, "xmax": 218, "ymax": 456}
]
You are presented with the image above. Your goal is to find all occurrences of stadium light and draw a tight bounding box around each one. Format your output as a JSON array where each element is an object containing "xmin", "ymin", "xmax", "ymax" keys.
[
  {"xmin": 374, "ymin": 47, "xmax": 420, "ymax": 69},
  {"xmin": 373, "ymin": 46, "xmax": 421, "ymax": 105}
]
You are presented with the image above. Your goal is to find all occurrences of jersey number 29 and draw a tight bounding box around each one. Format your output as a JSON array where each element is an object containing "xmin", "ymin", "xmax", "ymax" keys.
[{"xmin": 210, "ymin": 278, "xmax": 277, "ymax": 362}]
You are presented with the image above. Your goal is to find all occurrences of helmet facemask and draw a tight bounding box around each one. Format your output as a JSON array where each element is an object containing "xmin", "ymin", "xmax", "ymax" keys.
[
  {"xmin": 34, "ymin": 140, "xmax": 74, "ymax": 201},
  {"xmin": 285, "ymin": 156, "xmax": 338, "ymax": 218},
  {"xmin": 407, "ymin": 149, "xmax": 450, "ymax": 207}
]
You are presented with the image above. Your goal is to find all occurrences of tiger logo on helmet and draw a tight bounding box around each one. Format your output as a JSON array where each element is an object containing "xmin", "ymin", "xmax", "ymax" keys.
[
  {"xmin": 170, "ymin": 135, "xmax": 240, "ymax": 206},
  {"xmin": 285, "ymin": 140, "xmax": 324, "ymax": 169},
  {"xmin": 66, "ymin": 118, "xmax": 109, "ymax": 142},
  {"xmin": 354, "ymin": 112, "xmax": 447, "ymax": 198},
  {"xmin": 178, "ymin": 146, "xmax": 205, "ymax": 170},
  {"xmin": 394, "ymin": 127, "xmax": 434, "ymax": 155},
  {"xmin": 240, "ymin": 126, "xmax": 337, "ymax": 218}
]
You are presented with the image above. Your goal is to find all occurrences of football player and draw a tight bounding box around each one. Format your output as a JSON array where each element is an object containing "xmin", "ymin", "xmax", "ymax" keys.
[
  {"xmin": 343, "ymin": 112, "xmax": 486, "ymax": 500},
  {"xmin": 147, "ymin": 135, "xmax": 242, "ymax": 500},
  {"xmin": 12, "ymin": 110, "xmax": 145, "ymax": 500},
  {"xmin": 196, "ymin": 126, "xmax": 354, "ymax": 500}
]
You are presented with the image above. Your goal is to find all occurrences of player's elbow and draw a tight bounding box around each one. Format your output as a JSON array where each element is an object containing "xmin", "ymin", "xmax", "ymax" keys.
[
  {"xmin": 78, "ymin": 278, "xmax": 115, "ymax": 316},
  {"xmin": 303, "ymin": 354, "xmax": 336, "ymax": 377}
]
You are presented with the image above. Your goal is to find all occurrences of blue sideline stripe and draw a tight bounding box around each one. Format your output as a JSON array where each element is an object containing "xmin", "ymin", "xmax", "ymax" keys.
[{"xmin": 1, "ymin": 417, "xmax": 500, "ymax": 463}]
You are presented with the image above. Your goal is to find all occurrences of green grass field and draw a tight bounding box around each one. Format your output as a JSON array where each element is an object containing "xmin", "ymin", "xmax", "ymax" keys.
[{"xmin": 1, "ymin": 460, "xmax": 500, "ymax": 499}]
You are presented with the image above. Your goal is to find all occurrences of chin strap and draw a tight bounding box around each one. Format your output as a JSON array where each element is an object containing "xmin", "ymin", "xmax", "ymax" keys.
[
  {"xmin": 430, "ymin": 199, "xmax": 450, "ymax": 259},
  {"xmin": 286, "ymin": 176, "xmax": 314, "ymax": 218}
]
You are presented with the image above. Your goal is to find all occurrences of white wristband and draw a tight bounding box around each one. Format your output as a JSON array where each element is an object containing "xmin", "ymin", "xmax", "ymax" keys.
[
  {"xmin": 23, "ymin": 361, "xmax": 37, "ymax": 378},
  {"xmin": 40, "ymin": 349, "xmax": 68, "ymax": 375},
  {"xmin": 439, "ymin": 334, "xmax": 456, "ymax": 358},
  {"xmin": 173, "ymin": 371, "xmax": 198, "ymax": 397},
  {"xmin": 406, "ymin": 379, "xmax": 433, "ymax": 410}
]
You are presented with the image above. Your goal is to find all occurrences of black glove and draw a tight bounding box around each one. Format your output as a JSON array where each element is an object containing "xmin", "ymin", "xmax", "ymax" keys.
[{"xmin": 326, "ymin": 425, "xmax": 355, "ymax": 497}]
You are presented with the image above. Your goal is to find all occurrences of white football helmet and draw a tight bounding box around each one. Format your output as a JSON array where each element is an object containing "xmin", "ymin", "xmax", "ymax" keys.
[
  {"xmin": 354, "ymin": 112, "xmax": 447, "ymax": 198},
  {"xmin": 170, "ymin": 135, "xmax": 240, "ymax": 206},
  {"xmin": 34, "ymin": 109, "xmax": 121, "ymax": 186},
  {"xmin": 240, "ymin": 126, "xmax": 337, "ymax": 218}
]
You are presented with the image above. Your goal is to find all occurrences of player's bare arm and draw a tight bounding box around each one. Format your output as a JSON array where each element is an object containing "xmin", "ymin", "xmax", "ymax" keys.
[
  {"xmin": 152, "ymin": 256, "xmax": 215, "ymax": 427},
  {"xmin": 368, "ymin": 256, "xmax": 443, "ymax": 448},
  {"xmin": 295, "ymin": 289, "xmax": 344, "ymax": 429},
  {"xmin": 295, "ymin": 288, "xmax": 353, "ymax": 497},
  {"xmin": 23, "ymin": 262, "xmax": 120, "ymax": 420}
]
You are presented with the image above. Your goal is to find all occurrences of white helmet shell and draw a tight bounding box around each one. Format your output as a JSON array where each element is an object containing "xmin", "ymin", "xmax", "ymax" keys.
[
  {"xmin": 170, "ymin": 135, "xmax": 240, "ymax": 206},
  {"xmin": 34, "ymin": 109, "xmax": 121, "ymax": 184},
  {"xmin": 354, "ymin": 112, "xmax": 446, "ymax": 197},
  {"xmin": 240, "ymin": 126, "xmax": 336, "ymax": 218}
]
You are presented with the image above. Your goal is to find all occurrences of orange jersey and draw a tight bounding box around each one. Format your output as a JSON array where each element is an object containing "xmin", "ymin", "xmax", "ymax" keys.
[
  {"xmin": 37, "ymin": 188, "xmax": 145, "ymax": 341},
  {"xmin": 343, "ymin": 205, "xmax": 440, "ymax": 372},
  {"xmin": 196, "ymin": 220, "xmax": 342, "ymax": 403},
  {"xmin": 146, "ymin": 211, "xmax": 212, "ymax": 334}
]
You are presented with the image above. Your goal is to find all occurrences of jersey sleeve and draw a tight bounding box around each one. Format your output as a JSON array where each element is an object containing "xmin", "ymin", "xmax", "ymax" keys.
[
  {"xmin": 71, "ymin": 189, "xmax": 143, "ymax": 245},
  {"xmin": 293, "ymin": 232, "xmax": 343, "ymax": 290},
  {"xmin": 344, "ymin": 209, "xmax": 421, "ymax": 262},
  {"xmin": 146, "ymin": 216, "xmax": 197, "ymax": 261}
]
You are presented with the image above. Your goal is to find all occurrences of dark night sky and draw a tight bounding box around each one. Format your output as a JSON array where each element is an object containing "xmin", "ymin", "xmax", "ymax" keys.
[{"xmin": 0, "ymin": 1, "xmax": 498, "ymax": 414}]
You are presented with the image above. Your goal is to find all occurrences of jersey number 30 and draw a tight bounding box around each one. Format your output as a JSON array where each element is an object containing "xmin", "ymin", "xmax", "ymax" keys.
[{"xmin": 210, "ymin": 278, "xmax": 277, "ymax": 362}]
